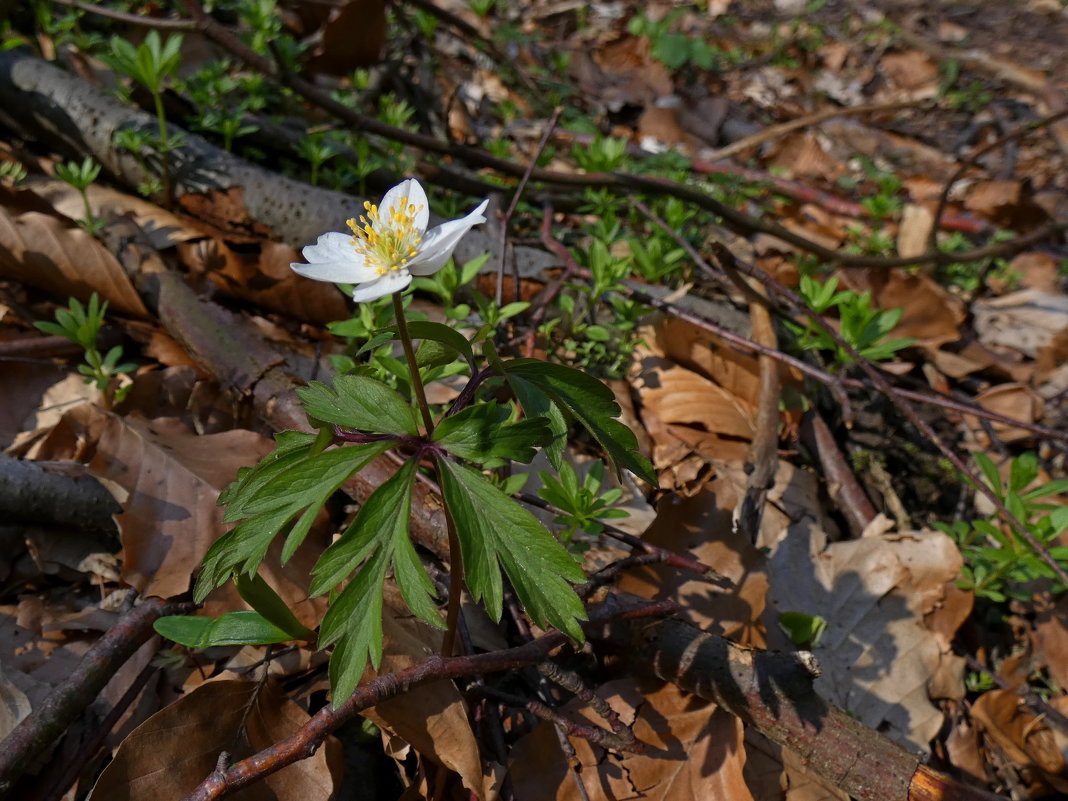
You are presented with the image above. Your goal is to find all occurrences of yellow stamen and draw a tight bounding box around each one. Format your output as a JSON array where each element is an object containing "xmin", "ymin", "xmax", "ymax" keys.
[{"xmin": 346, "ymin": 199, "xmax": 425, "ymax": 275}]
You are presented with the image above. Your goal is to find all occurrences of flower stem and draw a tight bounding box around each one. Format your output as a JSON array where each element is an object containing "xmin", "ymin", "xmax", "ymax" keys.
[
  {"xmin": 392, "ymin": 292, "xmax": 435, "ymax": 436},
  {"xmin": 438, "ymin": 486, "xmax": 465, "ymax": 658}
]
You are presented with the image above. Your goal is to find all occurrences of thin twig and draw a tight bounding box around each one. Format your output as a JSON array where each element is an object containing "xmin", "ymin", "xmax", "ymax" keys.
[
  {"xmin": 178, "ymin": 0, "xmax": 1065, "ymax": 273},
  {"xmin": 180, "ymin": 600, "xmax": 677, "ymax": 801},
  {"xmin": 0, "ymin": 597, "xmax": 186, "ymax": 799},
  {"xmin": 50, "ymin": 0, "xmax": 197, "ymax": 29},
  {"xmin": 497, "ymin": 106, "xmax": 562, "ymax": 306},
  {"xmin": 926, "ymin": 106, "xmax": 1068, "ymax": 254},
  {"xmin": 699, "ymin": 99, "xmax": 927, "ymax": 163},
  {"xmin": 629, "ymin": 198, "xmax": 1068, "ymax": 443}
]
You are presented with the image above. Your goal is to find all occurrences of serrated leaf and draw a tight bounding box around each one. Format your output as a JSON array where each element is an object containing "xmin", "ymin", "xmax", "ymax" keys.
[
  {"xmin": 297, "ymin": 374, "xmax": 419, "ymax": 435},
  {"xmin": 154, "ymin": 611, "xmax": 294, "ymax": 648},
  {"xmin": 196, "ymin": 441, "xmax": 390, "ymax": 601},
  {"xmin": 310, "ymin": 459, "xmax": 418, "ymax": 596},
  {"xmin": 432, "ymin": 403, "xmax": 552, "ymax": 464},
  {"xmin": 500, "ymin": 360, "xmax": 655, "ymax": 484},
  {"xmin": 437, "ymin": 458, "xmax": 587, "ymax": 642},
  {"xmin": 311, "ymin": 459, "xmax": 443, "ymax": 705}
]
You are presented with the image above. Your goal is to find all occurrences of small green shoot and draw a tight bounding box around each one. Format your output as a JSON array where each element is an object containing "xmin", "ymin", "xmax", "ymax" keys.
[
  {"xmin": 54, "ymin": 157, "xmax": 103, "ymax": 234},
  {"xmin": 34, "ymin": 292, "xmax": 137, "ymax": 404}
]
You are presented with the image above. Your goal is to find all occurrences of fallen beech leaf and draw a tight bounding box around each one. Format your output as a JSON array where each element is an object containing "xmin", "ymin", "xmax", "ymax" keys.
[
  {"xmin": 304, "ymin": 0, "xmax": 387, "ymax": 75},
  {"xmin": 968, "ymin": 383, "xmax": 1044, "ymax": 443},
  {"xmin": 87, "ymin": 678, "xmax": 341, "ymax": 801},
  {"xmin": 618, "ymin": 489, "xmax": 770, "ymax": 645},
  {"xmin": 964, "ymin": 180, "xmax": 1022, "ymax": 217},
  {"xmin": 178, "ymin": 237, "xmax": 349, "ymax": 325},
  {"xmin": 510, "ymin": 678, "xmax": 753, "ymax": 801},
  {"xmin": 766, "ymin": 529, "xmax": 966, "ymax": 750},
  {"xmin": 30, "ymin": 180, "xmax": 201, "ymax": 250},
  {"xmin": 971, "ymin": 689, "xmax": 1068, "ymax": 793},
  {"xmin": 0, "ymin": 185, "xmax": 149, "ymax": 317},
  {"xmin": 880, "ymin": 50, "xmax": 939, "ymax": 96},
  {"xmin": 840, "ymin": 269, "xmax": 965, "ymax": 349}
]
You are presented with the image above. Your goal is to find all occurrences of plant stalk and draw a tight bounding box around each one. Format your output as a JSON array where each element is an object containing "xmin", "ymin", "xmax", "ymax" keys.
[{"xmin": 391, "ymin": 292, "xmax": 435, "ymax": 435}]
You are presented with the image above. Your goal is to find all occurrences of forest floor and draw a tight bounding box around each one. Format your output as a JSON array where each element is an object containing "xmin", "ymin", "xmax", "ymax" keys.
[{"xmin": 1, "ymin": 1, "xmax": 1068, "ymax": 800}]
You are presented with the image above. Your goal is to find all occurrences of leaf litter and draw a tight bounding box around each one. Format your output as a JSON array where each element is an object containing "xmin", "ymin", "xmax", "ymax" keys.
[{"xmin": 1, "ymin": 0, "xmax": 1068, "ymax": 799}]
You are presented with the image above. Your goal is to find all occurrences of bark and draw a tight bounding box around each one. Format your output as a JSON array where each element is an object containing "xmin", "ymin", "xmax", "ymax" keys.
[{"xmin": 0, "ymin": 453, "xmax": 120, "ymax": 531}]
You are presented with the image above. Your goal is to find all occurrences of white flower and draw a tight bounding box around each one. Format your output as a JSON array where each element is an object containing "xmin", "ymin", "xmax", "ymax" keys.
[{"xmin": 291, "ymin": 179, "xmax": 489, "ymax": 303}]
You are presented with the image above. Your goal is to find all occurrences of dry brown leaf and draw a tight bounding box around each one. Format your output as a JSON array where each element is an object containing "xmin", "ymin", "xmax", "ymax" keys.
[
  {"xmin": 641, "ymin": 364, "xmax": 755, "ymax": 439},
  {"xmin": 618, "ymin": 489, "xmax": 769, "ymax": 646},
  {"xmin": 83, "ymin": 410, "xmax": 275, "ymax": 598},
  {"xmin": 971, "ymin": 689, "xmax": 1068, "ymax": 793},
  {"xmin": 840, "ymin": 269, "xmax": 965, "ymax": 349},
  {"xmin": 87, "ymin": 678, "xmax": 342, "ymax": 801},
  {"xmin": 968, "ymin": 383, "xmax": 1044, "ymax": 443},
  {"xmin": 964, "ymin": 180, "xmax": 1023, "ymax": 218},
  {"xmin": 363, "ymin": 587, "xmax": 486, "ymax": 800},
  {"xmin": 510, "ymin": 678, "xmax": 753, "ymax": 801},
  {"xmin": 178, "ymin": 237, "xmax": 349, "ymax": 325},
  {"xmin": 880, "ymin": 51, "xmax": 940, "ymax": 96},
  {"xmin": 0, "ymin": 186, "xmax": 149, "ymax": 318},
  {"xmin": 655, "ymin": 316, "xmax": 764, "ymax": 402},
  {"xmin": 766, "ymin": 529, "xmax": 966, "ymax": 750},
  {"xmin": 766, "ymin": 132, "xmax": 846, "ymax": 182},
  {"xmin": 30, "ymin": 180, "xmax": 201, "ymax": 250}
]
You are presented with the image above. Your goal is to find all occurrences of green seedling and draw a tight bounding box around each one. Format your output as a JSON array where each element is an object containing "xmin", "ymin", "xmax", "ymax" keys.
[
  {"xmin": 538, "ymin": 460, "xmax": 630, "ymax": 546},
  {"xmin": 937, "ymin": 452, "xmax": 1068, "ymax": 603},
  {"xmin": 34, "ymin": 292, "xmax": 137, "ymax": 405},
  {"xmin": 54, "ymin": 157, "xmax": 102, "ymax": 234}
]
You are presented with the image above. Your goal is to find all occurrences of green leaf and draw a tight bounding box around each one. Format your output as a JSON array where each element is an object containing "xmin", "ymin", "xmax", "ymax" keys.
[
  {"xmin": 196, "ymin": 440, "xmax": 390, "ymax": 601},
  {"xmin": 297, "ymin": 374, "xmax": 419, "ymax": 435},
  {"xmin": 311, "ymin": 459, "xmax": 418, "ymax": 596},
  {"xmin": 234, "ymin": 572, "xmax": 316, "ymax": 641},
  {"xmin": 404, "ymin": 320, "xmax": 475, "ymax": 367},
  {"xmin": 311, "ymin": 458, "xmax": 442, "ymax": 705},
  {"xmin": 432, "ymin": 403, "xmax": 553, "ymax": 464},
  {"xmin": 154, "ymin": 611, "xmax": 295, "ymax": 648},
  {"xmin": 778, "ymin": 611, "xmax": 828, "ymax": 647},
  {"xmin": 437, "ymin": 458, "xmax": 587, "ymax": 642},
  {"xmin": 499, "ymin": 360, "xmax": 655, "ymax": 484}
]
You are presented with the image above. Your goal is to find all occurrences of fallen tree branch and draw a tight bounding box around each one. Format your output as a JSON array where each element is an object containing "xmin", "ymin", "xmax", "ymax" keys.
[{"xmin": 0, "ymin": 453, "xmax": 120, "ymax": 532}]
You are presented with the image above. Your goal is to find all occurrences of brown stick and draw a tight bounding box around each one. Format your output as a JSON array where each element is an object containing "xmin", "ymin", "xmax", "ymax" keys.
[
  {"xmin": 0, "ymin": 597, "xmax": 181, "ymax": 798},
  {"xmin": 179, "ymin": 601, "xmax": 676, "ymax": 801}
]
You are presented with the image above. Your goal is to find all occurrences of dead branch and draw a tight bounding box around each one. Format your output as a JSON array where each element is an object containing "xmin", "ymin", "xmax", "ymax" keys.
[
  {"xmin": 179, "ymin": 601, "xmax": 676, "ymax": 801},
  {"xmin": 0, "ymin": 453, "xmax": 120, "ymax": 532}
]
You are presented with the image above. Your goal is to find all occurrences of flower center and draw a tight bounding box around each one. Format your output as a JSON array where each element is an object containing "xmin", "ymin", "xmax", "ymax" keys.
[{"xmin": 347, "ymin": 200, "xmax": 424, "ymax": 276}]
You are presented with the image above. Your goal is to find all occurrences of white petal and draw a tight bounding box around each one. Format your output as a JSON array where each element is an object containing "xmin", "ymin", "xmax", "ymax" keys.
[
  {"xmin": 292, "ymin": 255, "xmax": 378, "ymax": 284},
  {"xmin": 379, "ymin": 179, "xmax": 430, "ymax": 233},
  {"xmin": 350, "ymin": 270, "xmax": 412, "ymax": 302},
  {"xmin": 302, "ymin": 231, "xmax": 353, "ymax": 262},
  {"xmin": 406, "ymin": 199, "xmax": 489, "ymax": 276}
]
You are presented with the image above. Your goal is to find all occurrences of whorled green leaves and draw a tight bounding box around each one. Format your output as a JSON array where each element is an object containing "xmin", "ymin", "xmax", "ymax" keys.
[{"xmin": 498, "ymin": 358, "xmax": 656, "ymax": 484}]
